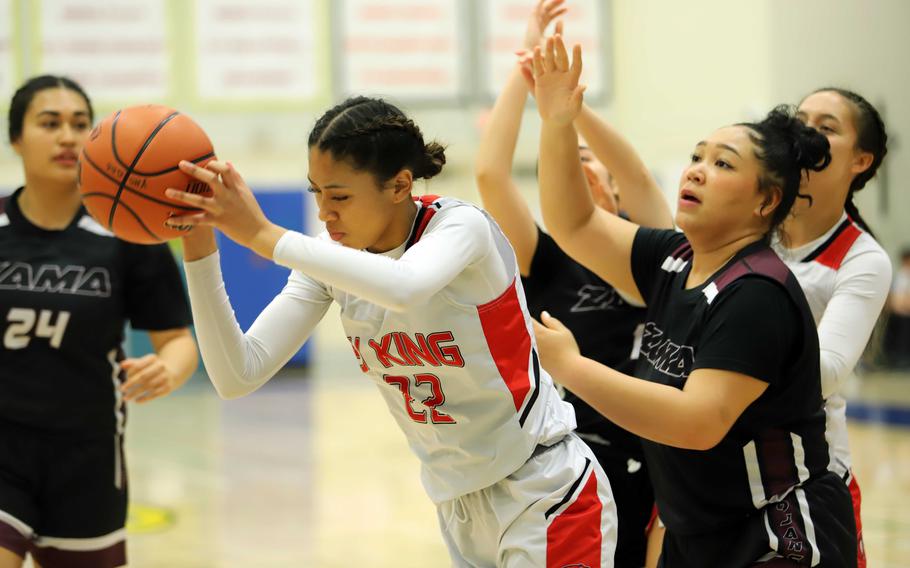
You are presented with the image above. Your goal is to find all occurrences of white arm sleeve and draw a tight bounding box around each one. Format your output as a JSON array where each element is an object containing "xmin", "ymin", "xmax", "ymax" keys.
[
  {"xmin": 817, "ymin": 248, "xmax": 892, "ymax": 398},
  {"xmin": 184, "ymin": 252, "xmax": 332, "ymax": 399},
  {"xmin": 272, "ymin": 206, "xmax": 498, "ymax": 311}
]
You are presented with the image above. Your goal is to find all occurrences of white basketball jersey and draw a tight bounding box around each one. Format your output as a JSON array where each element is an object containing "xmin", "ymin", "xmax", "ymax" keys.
[
  {"xmin": 332, "ymin": 196, "xmax": 576, "ymax": 503},
  {"xmin": 775, "ymin": 214, "xmax": 891, "ymax": 476}
]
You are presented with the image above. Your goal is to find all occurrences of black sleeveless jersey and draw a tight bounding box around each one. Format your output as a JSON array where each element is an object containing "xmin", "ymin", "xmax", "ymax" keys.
[
  {"xmin": 630, "ymin": 228, "xmax": 830, "ymax": 536},
  {"xmin": 0, "ymin": 188, "xmax": 191, "ymax": 437},
  {"xmin": 522, "ymin": 227, "xmax": 647, "ymax": 457}
]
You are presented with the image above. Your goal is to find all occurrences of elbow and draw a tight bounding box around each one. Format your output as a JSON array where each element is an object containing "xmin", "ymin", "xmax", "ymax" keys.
[
  {"xmin": 202, "ymin": 361, "xmax": 256, "ymax": 400},
  {"xmin": 211, "ymin": 379, "xmax": 251, "ymax": 400},
  {"xmin": 675, "ymin": 419, "xmax": 727, "ymax": 451},
  {"xmin": 474, "ymin": 169, "xmax": 510, "ymax": 193},
  {"xmin": 819, "ymin": 352, "xmax": 849, "ymax": 400},
  {"xmin": 386, "ymin": 291, "xmax": 425, "ymax": 313}
]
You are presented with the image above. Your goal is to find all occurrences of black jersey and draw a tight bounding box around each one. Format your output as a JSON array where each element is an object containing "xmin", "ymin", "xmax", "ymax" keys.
[
  {"xmin": 630, "ymin": 228, "xmax": 831, "ymax": 536},
  {"xmin": 0, "ymin": 188, "xmax": 191, "ymax": 437},
  {"xmin": 522, "ymin": 227, "xmax": 646, "ymax": 455}
]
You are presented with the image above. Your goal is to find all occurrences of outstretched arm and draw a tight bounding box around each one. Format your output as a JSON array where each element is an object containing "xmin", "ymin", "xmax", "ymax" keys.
[
  {"xmin": 575, "ymin": 105, "xmax": 674, "ymax": 229},
  {"xmin": 183, "ymin": 252, "xmax": 332, "ymax": 399},
  {"xmin": 475, "ymin": 0, "xmax": 566, "ymax": 275},
  {"xmin": 533, "ymin": 35, "xmax": 643, "ymax": 303},
  {"xmin": 533, "ymin": 309, "xmax": 767, "ymax": 451},
  {"xmin": 169, "ymin": 162, "xmax": 501, "ymax": 313}
]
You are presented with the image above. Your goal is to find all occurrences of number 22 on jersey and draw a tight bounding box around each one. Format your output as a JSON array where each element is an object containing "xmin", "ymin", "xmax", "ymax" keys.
[{"xmin": 384, "ymin": 373, "xmax": 456, "ymax": 425}]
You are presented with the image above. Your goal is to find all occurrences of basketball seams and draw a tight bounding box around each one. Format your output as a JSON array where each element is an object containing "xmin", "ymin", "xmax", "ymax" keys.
[
  {"xmin": 80, "ymin": 105, "xmax": 214, "ymax": 243},
  {"xmin": 79, "ymin": 193, "xmax": 162, "ymax": 242},
  {"xmin": 109, "ymin": 111, "xmax": 128, "ymax": 170},
  {"xmin": 106, "ymin": 111, "xmax": 180, "ymax": 229},
  {"xmin": 108, "ymin": 199, "xmax": 162, "ymax": 242},
  {"xmin": 130, "ymin": 151, "xmax": 215, "ymax": 176}
]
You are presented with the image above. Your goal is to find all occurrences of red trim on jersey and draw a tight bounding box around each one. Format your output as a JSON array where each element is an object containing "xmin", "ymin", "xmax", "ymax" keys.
[
  {"xmin": 546, "ymin": 470, "xmax": 603, "ymax": 568},
  {"xmin": 405, "ymin": 195, "xmax": 442, "ymax": 250},
  {"xmin": 848, "ymin": 474, "xmax": 867, "ymax": 568},
  {"xmin": 477, "ymin": 280, "xmax": 532, "ymax": 413},
  {"xmin": 814, "ymin": 222, "xmax": 861, "ymax": 270}
]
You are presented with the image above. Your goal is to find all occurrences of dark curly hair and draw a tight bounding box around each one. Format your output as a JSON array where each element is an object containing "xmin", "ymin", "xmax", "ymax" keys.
[{"xmin": 738, "ymin": 105, "xmax": 832, "ymax": 240}]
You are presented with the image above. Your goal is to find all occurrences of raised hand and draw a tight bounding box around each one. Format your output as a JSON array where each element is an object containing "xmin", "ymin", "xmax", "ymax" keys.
[
  {"xmin": 165, "ymin": 160, "xmax": 286, "ymax": 259},
  {"xmin": 532, "ymin": 34, "xmax": 585, "ymax": 126},
  {"xmin": 524, "ymin": 0, "xmax": 567, "ymax": 50}
]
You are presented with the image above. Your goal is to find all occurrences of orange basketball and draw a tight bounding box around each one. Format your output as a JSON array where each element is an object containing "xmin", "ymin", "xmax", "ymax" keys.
[{"xmin": 78, "ymin": 104, "xmax": 216, "ymax": 244}]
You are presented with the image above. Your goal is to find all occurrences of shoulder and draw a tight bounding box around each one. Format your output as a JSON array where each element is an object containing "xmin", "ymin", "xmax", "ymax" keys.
[
  {"xmin": 423, "ymin": 199, "xmax": 492, "ymax": 238},
  {"xmin": 75, "ymin": 214, "xmax": 116, "ymax": 239},
  {"xmin": 711, "ymin": 276, "xmax": 796, "ymax": 323},
  {"xmin": 836, "ymin": 232, "xmax": 893, "ymax": 288},
  {"xmin": 635, "ymin": 227, "xmax": 688, "ymax": 258},
  {"xmin": 843, "ymin": 232, "xmax": 891, "ymax": 270}
]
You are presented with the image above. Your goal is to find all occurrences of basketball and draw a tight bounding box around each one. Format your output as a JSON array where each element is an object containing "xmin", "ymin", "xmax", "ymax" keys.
[{"xmin": 78, "ymin": 104, "xmax": 216, "ymax": 244}]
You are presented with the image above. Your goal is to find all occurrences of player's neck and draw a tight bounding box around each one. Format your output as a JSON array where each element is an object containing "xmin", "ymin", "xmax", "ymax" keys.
[
  {"xmin": 781, "ymin": 204, "xmax": 845, "ymax": 250},
  {"xmin": 18, "ymin": 182, "xmax": 83, "ymax": 230},
  {"xmin": 368, "ymin": 200, "xmax": 419, "ymax": 253}
]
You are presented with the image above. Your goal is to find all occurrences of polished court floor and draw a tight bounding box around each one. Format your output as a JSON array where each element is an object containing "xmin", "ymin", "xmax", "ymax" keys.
[{"xmin": 119, "ymin": 330, "xmax": 910, "ymax": 567}]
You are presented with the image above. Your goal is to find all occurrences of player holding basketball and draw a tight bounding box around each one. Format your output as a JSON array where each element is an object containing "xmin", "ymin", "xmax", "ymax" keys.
[
  {"xmin": 529, "ymin": 36, "xmax": 857, "ymax": 566},
  {"xmin": 168, "ymin": 96, "xmax": 618, "ymax": 566},
  {"xmin": 773, "ymin": 88, "xmax": 892, "ymax": 568},
  {"xmin": 0, "ymin": 76, "xmax": 198, "ymax": 568},
  {"xmin": 475, "ymin": 2, "xmax": 671, "ymax": 565}
]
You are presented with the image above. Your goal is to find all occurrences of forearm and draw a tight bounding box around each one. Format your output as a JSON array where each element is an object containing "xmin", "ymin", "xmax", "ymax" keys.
[
  {"xmin": 475, "ymin": 66, "xmax": 529, "ymax": 183},
  {"xmin": 184, "ymin": 253, "xmax": 306, "ymax": 398},
  {"xmin": 475, "ymin": 66, "xmax": 539, "ymax": 271},
  {"xmin": 555, "ymin": 355, "xmax": 717, "ymax": 449},
  {"xmin": 538, "ymin": 121, "xmax": 596, "ymax": 238},
  {"xmin": 154, "ymin": 331, "xmax": 198, "ymax": 391},
  {"xmin": 181, "ymin": 227, "xmax": 219, "ymax": 262},
  {"xmin": 575, "ymin": 105, "xmax": 673, "ymax": 229}
]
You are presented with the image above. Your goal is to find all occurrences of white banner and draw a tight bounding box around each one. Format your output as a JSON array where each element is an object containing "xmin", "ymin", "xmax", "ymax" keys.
[
  {"xmin": 37, "ymin": 0, "xmax": 170, "ymax": 101},
  {"xmin": 194, "ymin": 0, "xmax": 321, "ymax": 101},
  {"xmin": 337, "ymin": 0, "xmax": 464, "ymax": 101},
  {"xmin": 0, "ymin": 0, "xmax": 14, "ymax": 103},
  {"xmin": 481, "ymin": 0, "xmax": 608, "ymax": 101}
]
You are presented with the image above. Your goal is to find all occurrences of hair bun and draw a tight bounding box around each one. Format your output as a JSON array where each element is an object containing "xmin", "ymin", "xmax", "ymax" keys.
[
  {"xmin": 762, "ymin": 105, "xmax": 831, "ymax": 172},
  {"xmin": 416, "ymin": 142, "xmax": 446, "ymax": 179}
]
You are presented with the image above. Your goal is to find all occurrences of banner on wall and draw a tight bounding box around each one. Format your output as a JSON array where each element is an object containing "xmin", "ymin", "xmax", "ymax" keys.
[
  {"xmin": 335, "ymin": 0, "xmax": 467, "ymax": 103},
  {"xmin": 193, "ymin": 0, "xmax": 324, "ymax": 105},
  {"xmin": 480, "ymin": 0, "xmax": 610, "ymax": 102},
  {"xmin": 0, "ymin": 0, "xmax": 14, "ymax": 103},
  {"xmin": 35, "ymin": 0, "xmax": 170, "ymax": 102}
]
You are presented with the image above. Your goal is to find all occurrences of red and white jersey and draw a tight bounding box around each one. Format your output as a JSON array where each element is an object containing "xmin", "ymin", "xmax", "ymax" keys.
[
  {"xmin": 185, "ymin": 196, "xmax": 576, "ymax": 503},
  {"xmin": 774, "ymin": 213, "xmax": 892, "ymax": 475}
]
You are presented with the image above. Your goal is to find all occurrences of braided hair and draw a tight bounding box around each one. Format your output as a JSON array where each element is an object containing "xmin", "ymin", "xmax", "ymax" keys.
[{"xmin": 308, "ymin": 97, "xmax": 446, "ymax": 185}]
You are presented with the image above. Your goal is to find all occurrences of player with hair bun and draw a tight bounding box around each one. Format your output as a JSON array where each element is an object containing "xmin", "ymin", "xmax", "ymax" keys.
[
  {"xmin": 169, "ymin": 96, "xmax": 619, "ymax": 567},
  {"xmin": 530, "ymin": 35, "xmax": 857, "ymax": 567}
]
